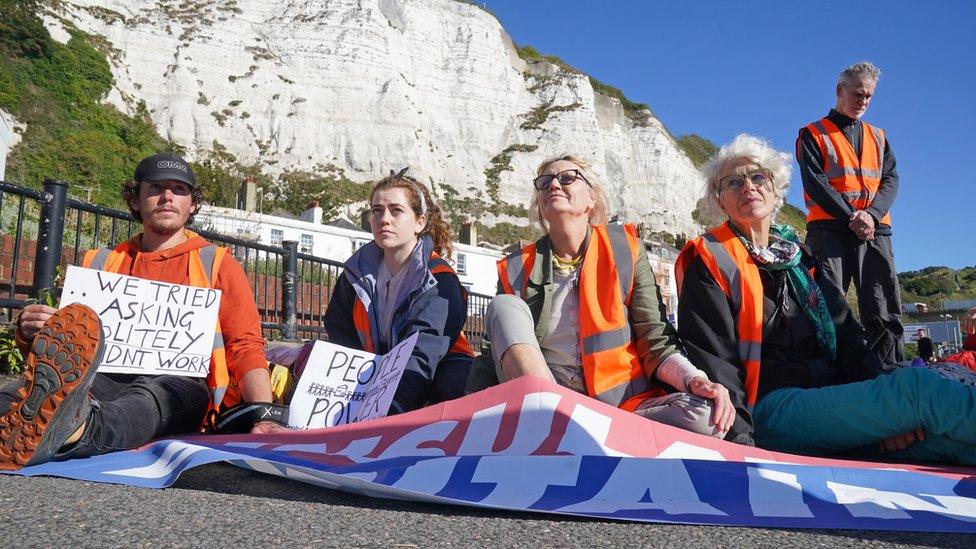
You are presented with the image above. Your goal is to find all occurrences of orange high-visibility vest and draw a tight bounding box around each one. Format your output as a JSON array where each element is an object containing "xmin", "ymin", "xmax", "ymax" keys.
[
  {"xmin": 352, "ymin": 252, "xmax": 474, "ymax": 358},
  {"xmin": 675, "ymin": 222, "xmax": 764, "ymax": 408},
  {"xmin": 802, "ymin": 118, "xmax": 890, "ymax": 225},
  {"xmin": 82, "ymin": 239, "xmax": 233, "ymax": 429},
  {"xmin": 497, "ymin": 224, "xmax": 663, "ymax": 411}
]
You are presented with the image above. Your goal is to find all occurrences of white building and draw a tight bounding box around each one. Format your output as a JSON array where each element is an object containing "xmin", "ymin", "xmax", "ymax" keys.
[{"xmin": 194, "ymin": 203, "xmax": 505, "ymax": 296}]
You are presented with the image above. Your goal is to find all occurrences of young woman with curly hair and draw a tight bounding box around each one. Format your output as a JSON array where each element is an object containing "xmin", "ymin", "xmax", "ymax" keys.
[{"xmin": 324, "ymin": 169, "xmax": 473, "ymax": 413}]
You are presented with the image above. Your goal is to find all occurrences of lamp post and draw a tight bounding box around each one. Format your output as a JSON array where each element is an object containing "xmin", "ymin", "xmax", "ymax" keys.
[{"xmin": 939, "ymin": 313, "xmax": 953, "ymax": 350}]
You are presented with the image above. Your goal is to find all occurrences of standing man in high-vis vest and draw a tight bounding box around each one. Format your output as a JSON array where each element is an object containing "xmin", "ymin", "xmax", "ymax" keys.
[
  {"xmin": 797, "ymin": 61, "xmax": 903, "ymax": 364},
  {"xmin": 0, "ymin": 153, "xmax": 282, "ymax": 470}
]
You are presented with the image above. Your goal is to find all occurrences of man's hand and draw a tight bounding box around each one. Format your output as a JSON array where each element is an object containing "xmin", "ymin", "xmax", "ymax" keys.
[
  {"xmin": 962, "ymin": 306, "xmax": 976, "ymax": 336},
  {"xmin": 251, "ymin": 420, "xmax": 289, "ymax": 434},
  {"xmin": 878, "ymin": 427, "xmax": 925, "ymax": 453},
  {"xmin": 16, "ymin": 303, "xmax": 57, "ymax": 341},
  {"xmin": 849, "ymin": 210, "xmax": 876, "ymax": 241},
  {"xmin": 688, "ymin": 376, "xmax": 735, "ymax": 434}
]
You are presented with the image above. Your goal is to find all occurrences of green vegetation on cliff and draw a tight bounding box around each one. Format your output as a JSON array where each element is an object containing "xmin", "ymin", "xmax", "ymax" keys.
[
  {"xmin": 0, "ymin": 2, "xmax": 375, "ymax": 221},
  {"xmin": 776, "ymin": 203, "xmax": 808, "ymax": 239},
  {"xmin": 0, "ymin": 0, "xmax": 175, "ymax": 206},
  {"xmin": 516, "ymin": 45, "xmax": 651, "ymax": 123},
  {"xmin": 899, "ymin": 266, "xmax": 976, "ymax": 306},
  {"xmin": 676, "ymin": 134, "xmax": 718, "ymax": 168}
]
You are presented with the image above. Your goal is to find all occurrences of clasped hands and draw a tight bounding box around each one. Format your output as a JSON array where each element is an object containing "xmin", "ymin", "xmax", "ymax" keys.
[{"xmin": 849, "ymin": 210, "xmax": 876, "ymax": 241}]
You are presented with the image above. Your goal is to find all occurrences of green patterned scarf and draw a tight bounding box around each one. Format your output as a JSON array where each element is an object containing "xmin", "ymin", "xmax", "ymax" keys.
[{"xmin": 728, "ymin": 222, "xmax": 837, "ymax": 362}]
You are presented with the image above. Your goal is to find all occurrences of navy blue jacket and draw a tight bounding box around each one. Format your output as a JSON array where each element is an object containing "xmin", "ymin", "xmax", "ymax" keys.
[{"xmin": 324, "ymin": 235, "xmax": 469, "ymax": 412}]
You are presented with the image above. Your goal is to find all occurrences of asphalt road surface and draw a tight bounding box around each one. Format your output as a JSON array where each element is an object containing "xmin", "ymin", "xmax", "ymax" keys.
[{"xmin": 0, "ymin": 462, "xmax": 972, "ymax": 548}]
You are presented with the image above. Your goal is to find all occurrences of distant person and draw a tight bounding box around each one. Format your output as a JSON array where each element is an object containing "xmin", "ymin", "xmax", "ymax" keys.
[
  {"xmin": 324, "ymin": 169, "xmax": 473, "ymax": 413},
  {"xmin": 0, "ymin": 153, "xmax": 281, "ymax": 470},
  {"xmin": 465, "ymin": 155, "xmax": 734, "ymax": 438},
  {"xmin": 797, "ymin": 61, "xmax": 903, "ymax": 365},
  {"xmin": 916, "ymin": 328, "xmax": 934, "ymax": 363},
  {"xmin": 676, "ymin": 134, "xmax": 976, "ymax": 465}
]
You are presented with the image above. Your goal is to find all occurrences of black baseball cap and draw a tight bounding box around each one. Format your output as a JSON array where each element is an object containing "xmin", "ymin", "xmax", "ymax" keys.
[{"xmin": 134, "ymin": 152, "xmax": 198, "ymax": 188}]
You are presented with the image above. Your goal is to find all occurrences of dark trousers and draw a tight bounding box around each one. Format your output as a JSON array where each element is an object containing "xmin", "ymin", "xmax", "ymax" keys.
[
  {"xmin": 806, "ymin": 228, "xmax": 904, "ymax": 364},
  {"xmin": 0, "ymin": 373, "xmax": 209, "ymax": 459},
  {"xmin": 389, "ymin": 354, "xmax": 472, "ymax": 414}
]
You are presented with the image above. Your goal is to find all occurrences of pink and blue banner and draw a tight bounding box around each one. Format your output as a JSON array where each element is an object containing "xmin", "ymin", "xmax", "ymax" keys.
[{"xmin": 7, "ymin": 377, "xmax": 976, "ymax": 532}]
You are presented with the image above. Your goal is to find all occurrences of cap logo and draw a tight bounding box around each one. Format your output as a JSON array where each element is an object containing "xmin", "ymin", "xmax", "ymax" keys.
[{"xmin": 157, "ymin": 160, "xmax": 188, "ymax": 172}]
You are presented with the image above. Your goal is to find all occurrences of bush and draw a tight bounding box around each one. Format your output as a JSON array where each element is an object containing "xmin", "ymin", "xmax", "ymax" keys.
[
  {"xmin": 0, "ymin": 323, "xmax": 25, "ymax": 375},
  {"xmin": 477, "ymin": 222, "xmax": 538, "ymax": 246}
]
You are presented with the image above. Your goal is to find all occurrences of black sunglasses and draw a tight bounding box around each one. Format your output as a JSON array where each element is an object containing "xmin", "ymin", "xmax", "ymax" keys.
[{"xmin": 533, "ymin": 169, "xmax": 591, "ymax": 190}]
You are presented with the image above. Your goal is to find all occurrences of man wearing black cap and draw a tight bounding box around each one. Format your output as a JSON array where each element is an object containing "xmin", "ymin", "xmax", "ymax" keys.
[{"xmin": 0, "ymin": 152, "xmax": 284, "ymax": 470}]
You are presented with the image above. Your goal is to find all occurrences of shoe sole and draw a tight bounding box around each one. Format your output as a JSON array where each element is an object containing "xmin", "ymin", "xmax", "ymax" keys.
[{"xmin": 0, "ymin": 304, "xmax": 103, "ymax": 470}]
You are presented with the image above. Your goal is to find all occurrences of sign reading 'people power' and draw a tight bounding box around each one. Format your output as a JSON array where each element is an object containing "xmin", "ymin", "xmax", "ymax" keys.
[
  {"xmin": 59, "ymin": 265, "xmax": 221, "ymax": 377},
  {"xmin": 289, "ymin": 332, "xmax": 415, "ymax": 429}
]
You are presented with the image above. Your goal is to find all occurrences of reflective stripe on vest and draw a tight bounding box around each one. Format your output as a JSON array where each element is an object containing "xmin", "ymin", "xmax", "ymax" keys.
[
  {"xmin": 497, "ymin": 244, "xmax": 536, "ymax": 296},
  {"xmin": 428, "ymin": 255, "xmax": 475, "ymax": 357},
  {"xmin": 82, "ymin": 242, "xmax": 233, "ymax": 418},
  {"xmin": 497, "ymin": 224, "xmax": 659, "ymax": 411},
  {"xmin": 676, "ymin": 222, "xmax": 764, "ymax": 408},
  {"xmin": 803, "ymin": 118, "xmax": 889, "ymax": 225}
]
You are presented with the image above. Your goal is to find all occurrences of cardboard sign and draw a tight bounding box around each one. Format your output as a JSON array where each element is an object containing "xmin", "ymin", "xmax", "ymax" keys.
[
  {"xmin": 59, "ymin": 265, "xmax": 221, "ymax": 377},
  {"xmin": 289, "ymin": 332, "xmax": 417, "ymax": 429}
]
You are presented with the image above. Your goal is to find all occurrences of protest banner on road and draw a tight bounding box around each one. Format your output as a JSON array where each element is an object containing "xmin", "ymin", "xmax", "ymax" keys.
[
  {"xmin": 289, "ymin": 332, "xmax": 417, "ymax": 429},
  {"xmin": 10, "ymin": 376, "xmax": 976, "ymax": 533},
  {"xmin": 59, "ymin": 265, "xmax": 221, "ymax": 377}
]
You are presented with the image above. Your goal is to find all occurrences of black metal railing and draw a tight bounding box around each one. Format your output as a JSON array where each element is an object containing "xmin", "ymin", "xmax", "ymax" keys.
[{"xmin": 0, "ymin": 179, "xmax": 492, "ymax": 345}]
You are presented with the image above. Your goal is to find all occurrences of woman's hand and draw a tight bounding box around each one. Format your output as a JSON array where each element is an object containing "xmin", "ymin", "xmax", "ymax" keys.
[
  {"xmin": 16, "ymin": 303, "xmax": 58, "ymax": 341},
  {"xmin": 688, "ymin": 376, "xmax": 735, "ymax": 434},
  {"xmin": 251, "ymin": 420, "xmax": 290, "ymax": 434},
  {"xmin": 878, "ymin": 428, "xmax": 925, "ymax": 453}
]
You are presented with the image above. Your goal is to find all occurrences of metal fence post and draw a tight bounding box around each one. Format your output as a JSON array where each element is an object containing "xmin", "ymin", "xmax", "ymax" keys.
[
  {"xmin": 32, "ymin": 179, "xmax": 68, "ymax": 302},
  {"xmin": 281, "ymin": 240, "xmax": 298, "ymax": 340}
]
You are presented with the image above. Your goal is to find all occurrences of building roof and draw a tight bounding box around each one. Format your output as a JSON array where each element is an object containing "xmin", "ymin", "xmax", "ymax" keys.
[
  {"xmin": 944, "ymin": 299, "xmax": 976, "ymax": 312},
  {"xmin": 269, "ymin": 208, "xmax": 299, "ymax": 220},
  {"xmin": 325, "ymin": 217, "xmax": 362, "ymax": 232}
]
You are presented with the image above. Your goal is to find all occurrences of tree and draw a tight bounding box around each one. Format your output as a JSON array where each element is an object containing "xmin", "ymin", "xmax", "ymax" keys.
[{"xmin": 262, "ymin": 165, "xmax": 371, "ymax": 221}]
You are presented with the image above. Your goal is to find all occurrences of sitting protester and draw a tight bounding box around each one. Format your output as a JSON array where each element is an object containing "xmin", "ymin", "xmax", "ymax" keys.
[
  {"xmin": 465, "ymin": 155, "xmax": 734, "ymax": 437},
  {"xmin": 0, "ymin": 153, "xmax": 280, "ymax": 470},
  {"xmin": 324, "ymin": 169, "xmax": 473, "ymax": 413},
  {"xmin": 676, "ymin": 134, "xmax": 976, "ymax": 465}
]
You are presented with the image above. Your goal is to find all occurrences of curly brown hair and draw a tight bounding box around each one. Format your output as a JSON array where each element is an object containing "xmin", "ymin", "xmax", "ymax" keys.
[
  {"xmin": 121, "ymin": 178, "xmax": 204, "ymax": 226},
  {"xmin": 370, "ymin": 172, "xmax": 454, "ymax": 259}
]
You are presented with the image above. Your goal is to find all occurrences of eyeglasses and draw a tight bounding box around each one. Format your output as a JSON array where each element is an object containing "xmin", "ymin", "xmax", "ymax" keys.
[
  {"xmin": 718, "ymin": 168, "xmax": 773, "ymax": 193},
  {"xmin": 533, "ymin": 169, "xmax": 591, "ymax": 190}
]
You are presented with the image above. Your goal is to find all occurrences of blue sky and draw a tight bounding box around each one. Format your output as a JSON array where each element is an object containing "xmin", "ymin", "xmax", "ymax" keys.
[{"xmin": 488, "ymin": 1, "xmax": 975, "ymax": 271}]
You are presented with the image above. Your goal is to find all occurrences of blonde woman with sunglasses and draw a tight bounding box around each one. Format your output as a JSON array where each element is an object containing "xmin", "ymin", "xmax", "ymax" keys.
[{"xmin": 465, "ymin": 155, "xmax": 734, "ymax": 438}]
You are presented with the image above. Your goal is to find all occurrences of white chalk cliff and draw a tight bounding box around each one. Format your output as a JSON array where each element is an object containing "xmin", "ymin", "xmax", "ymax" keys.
[{"xmin": 40, "ymin": 0, "xmax": 704, "ymax": 237}]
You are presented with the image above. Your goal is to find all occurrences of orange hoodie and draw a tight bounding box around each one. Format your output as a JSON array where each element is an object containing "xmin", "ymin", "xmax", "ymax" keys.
[{"xmin": 17, "ymin": 232, "xmax": 267, "ymax": 383}]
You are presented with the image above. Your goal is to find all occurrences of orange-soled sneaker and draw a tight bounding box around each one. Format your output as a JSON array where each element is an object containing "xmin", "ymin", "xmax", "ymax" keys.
[{"xmin": 0, "ymin": 303, "xmax": 103, "ymax": 470}]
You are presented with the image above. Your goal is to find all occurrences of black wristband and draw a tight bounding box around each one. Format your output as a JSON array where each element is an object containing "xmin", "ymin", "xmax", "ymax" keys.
[{"xmin": 214, "ymin": 402, "xmax": 289, "ymax": 434}]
